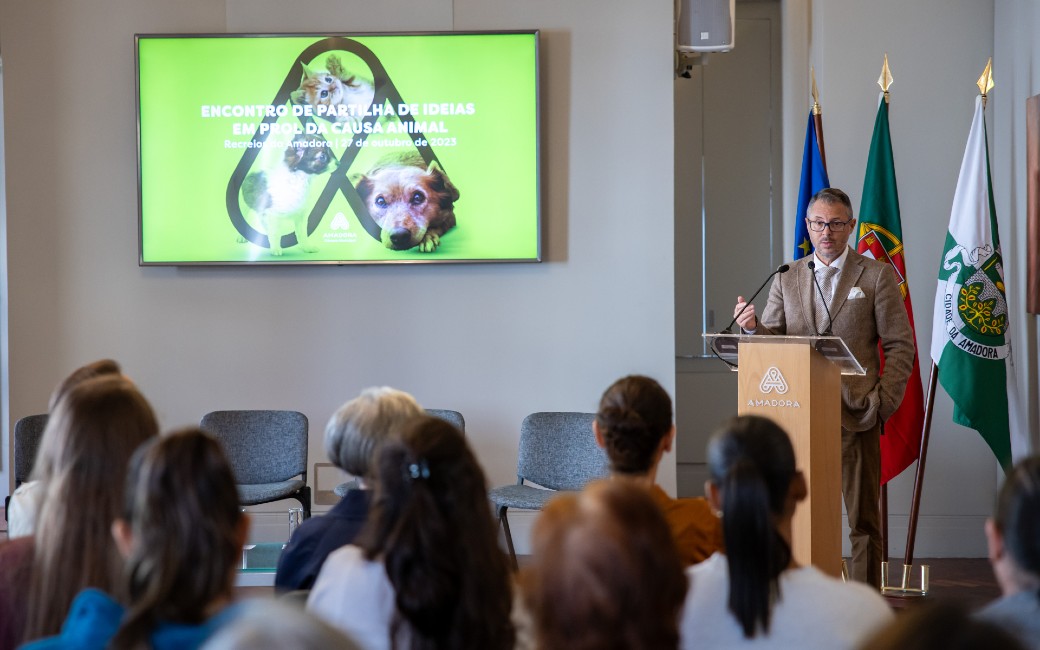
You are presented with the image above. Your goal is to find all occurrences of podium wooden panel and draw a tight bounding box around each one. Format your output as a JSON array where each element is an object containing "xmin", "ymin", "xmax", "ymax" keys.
[{"xmin": 737, "ymin": 341, "xmax": 842, "ymax": 577}]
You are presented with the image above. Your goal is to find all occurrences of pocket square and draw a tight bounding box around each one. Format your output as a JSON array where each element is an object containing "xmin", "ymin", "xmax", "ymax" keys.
[{"xmin": 848, "ymin": 287, "xmax": 866, "ymax": 300}]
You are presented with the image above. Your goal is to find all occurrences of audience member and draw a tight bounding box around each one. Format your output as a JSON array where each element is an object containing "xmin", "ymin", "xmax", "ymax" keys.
[
  {"xmin": 975, "ymin": 456, "xmax": 1040, "ymax": 649},
  {"xmin": 275, "ymin": 387, "xmax": 424, "ymax": 593},
  {"xmin": 7, "ymin": 359, "xmax": 123, "ymax": 538},
  {"xmin": 521, "ymin": 479, "xmax": 688, "ymax": 650},
  {"xmin": 202, "ymin": 600, "xmax": 361, "ymax": 650},
  {"xmin": 595, "ymin": 375, "xmax": 721, "ymax": 565},
  {"xmin": 680, "ymin": 415, "xmax": 892, "ymax": 649},
  {"xmin": 863, "ymin": 601, "xmax": 1025, "ymax": 650},
  {"xmin": 0, "ymin": 375, "xmax": 158, "ymax": 649},
  {"xmin": 22, "ymin": 428, "xmax": 248, "ymax": 650},
  {"xmin": 307, "ymin": 415, "xmax": 515, "ymax": 650}
]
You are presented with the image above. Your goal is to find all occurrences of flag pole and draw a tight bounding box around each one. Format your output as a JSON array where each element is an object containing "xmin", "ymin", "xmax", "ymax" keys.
[
  {"xmin": 875, "ymin": 53, "xmax": 893, "ymax": 571},
  {"xmin": 901, "ymin": 363, "xmax": 938, "ymax": 581},
  {"xmin": 811, "ymin": 67, "xmax": 827, "ymax": 171},
  {"xmin": 881, "ymin": 363, "xmax": 936, "ymax": 597}
]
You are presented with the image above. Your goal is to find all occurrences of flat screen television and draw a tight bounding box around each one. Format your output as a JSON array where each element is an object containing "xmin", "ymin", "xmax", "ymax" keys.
[{"xmin": 136, "ymin": 32, "xmax": 540, "ymax": 265}]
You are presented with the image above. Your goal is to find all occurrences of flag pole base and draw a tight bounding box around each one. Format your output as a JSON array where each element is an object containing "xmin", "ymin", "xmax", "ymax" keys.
[{"xmin": 880, "ymin": 561, "xmax": 929, "ymax": 597}]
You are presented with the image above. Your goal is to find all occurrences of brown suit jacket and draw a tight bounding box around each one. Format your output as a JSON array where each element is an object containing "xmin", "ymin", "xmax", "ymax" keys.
[{"xmin": 754, "ymin": 248, "xmax": 915, "ymax": 432}]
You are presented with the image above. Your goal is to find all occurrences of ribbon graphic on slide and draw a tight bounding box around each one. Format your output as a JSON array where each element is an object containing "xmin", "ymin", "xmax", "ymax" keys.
[{"xmin": 225, "ymin": 37, "xmax": 445, "ymax": 250}]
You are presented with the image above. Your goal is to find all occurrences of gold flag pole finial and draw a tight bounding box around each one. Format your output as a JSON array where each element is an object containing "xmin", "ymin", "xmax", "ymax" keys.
[
  {"xmin": 977, "ymin": 58, "xmax": 994, "ymax": 106},
  {"xmin": 878, "ymin": 53, "xmax": 894, "ymax": 103},
  {"xmin": 811, "ymin": 66, "xmax": 821, "ymax": 115}
]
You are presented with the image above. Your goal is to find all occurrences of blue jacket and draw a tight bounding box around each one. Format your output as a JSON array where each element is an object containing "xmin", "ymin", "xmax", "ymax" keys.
[
  {"xmin": 275, "ymin": 487, "xmax": 371, "ymax": 593},
  {"xmin": 20, "ymin": 589, "xmax": 238, "ymax": 650}
]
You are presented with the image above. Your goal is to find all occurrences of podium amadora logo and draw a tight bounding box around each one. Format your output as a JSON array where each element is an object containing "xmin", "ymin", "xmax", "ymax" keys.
[{"xmin": 748, "ymin": 367, "xmax": 801, "ymax": 409}]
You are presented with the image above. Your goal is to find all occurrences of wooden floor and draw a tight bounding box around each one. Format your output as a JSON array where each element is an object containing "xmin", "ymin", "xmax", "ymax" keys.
[{"xmin": 881, "ymin": 557, "xmax": 1000, "ymax": 612}]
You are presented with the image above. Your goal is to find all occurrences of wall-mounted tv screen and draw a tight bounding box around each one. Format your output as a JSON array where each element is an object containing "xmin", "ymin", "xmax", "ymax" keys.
[{"xmin": 136, "ymin": 32, "xmax": 540, "ymax": 265}]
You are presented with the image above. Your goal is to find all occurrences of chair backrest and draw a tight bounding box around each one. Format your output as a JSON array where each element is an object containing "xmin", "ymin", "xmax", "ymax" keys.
[
  {"xmin": 14, "ymin": 413, "xmax": 49, "ymax": 486},
  {"xmin": 517, "ymin": 412, "xmax": 608, "ymax": 491},
  {"xmin": 200, "ymin": 410, "xmax": 308, "ymax": 484},
  {"xmin": 425, "ymin": 408, "xmax": 465, "ymax": 432}
]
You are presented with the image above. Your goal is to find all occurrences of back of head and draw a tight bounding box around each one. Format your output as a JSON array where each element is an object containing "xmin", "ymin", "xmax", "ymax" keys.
[
  {"xmin": 861, "ymin": 601, "xmax": 1026, "ymax": 650},
  {"xmin": 994, "ymin": 456, "xmax": 1040, "ymax": 581},
  {"xmin": 26, "ymin": 375, "xmax": 159, "ymax": 640},
  {"xmin": 595, "ymin": 375, "xmax": 673, "ymax": 475},
  {"xmin": 707, "ymin": 415, "xmax": 797, "ymax": 638},
  {"xmin": 359, "ymin": 415, "xmax": 514, "ymax": 650},
  {"xmin": 522, "ymin": 479, "xmax": 688, "ymax": 650},
  {"xmin": 324, "ymin": 386, "xmax": 424, "ymax": 477},
  {"xmin": 110, "ymin": 427, "xmax": 244, "ymax": 650},
  {"xmin": 47, "ymin": 358, "xmax": 123, "ymax": 413},
  {"xmin": 202, "ymin": 600, "xmax": 361, "ymax": 650}
]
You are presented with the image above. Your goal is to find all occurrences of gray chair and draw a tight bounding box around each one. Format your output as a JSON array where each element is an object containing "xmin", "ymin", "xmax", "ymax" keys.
[
  {"xmin": 332, "ymin": 408, "xmax": 466, "ymax": 498},
  {"xmin": 488, "ymin": 412, "xmax": 610, "ymax": 569},
  {"xmin": 425, "ymin": 408, "xmax": 465, "ymax": 432},
  {"xmin": 4, "ymin": 413, "xmax": 49, "ymax": 522},
  {"xmin": 200, "ymin": 410, "xmax": 311, "ymax": 518}
]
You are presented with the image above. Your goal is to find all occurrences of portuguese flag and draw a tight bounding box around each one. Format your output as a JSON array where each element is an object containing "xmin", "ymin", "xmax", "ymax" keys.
[{"xmin": 856, "ymin": 97, "xmax": 926, "ymax": 484}]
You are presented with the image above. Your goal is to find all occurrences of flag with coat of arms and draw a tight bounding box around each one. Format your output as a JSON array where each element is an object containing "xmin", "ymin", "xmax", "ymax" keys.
[{"xmin": 930, "ymin": 90, "xmax": 1020, "ymax": 470}]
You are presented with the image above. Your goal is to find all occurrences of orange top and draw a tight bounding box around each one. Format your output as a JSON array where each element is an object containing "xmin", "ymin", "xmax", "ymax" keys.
[{"xmin": 649, "ymin": 484, "xmax": 723, "ymax": 566}]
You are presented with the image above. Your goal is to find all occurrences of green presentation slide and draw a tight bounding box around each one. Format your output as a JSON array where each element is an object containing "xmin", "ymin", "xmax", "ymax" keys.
[{"xmin": 137, "ymin": 33, "xmax": 540, "ymax": 264}]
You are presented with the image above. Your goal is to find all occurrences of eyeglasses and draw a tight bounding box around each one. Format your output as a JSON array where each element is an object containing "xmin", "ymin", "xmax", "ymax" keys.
[{"xmin": 806, "ymin": 219, "xmax": 853, "ymax": 233}]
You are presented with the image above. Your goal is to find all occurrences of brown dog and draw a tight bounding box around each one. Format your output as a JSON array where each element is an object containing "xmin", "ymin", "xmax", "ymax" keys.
[{"xmin": 351, "ymin": 152, "xmax": 460, "ymax": 252}]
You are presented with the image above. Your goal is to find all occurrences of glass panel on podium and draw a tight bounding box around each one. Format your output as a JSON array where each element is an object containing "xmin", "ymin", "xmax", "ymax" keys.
[{"xmin": 702, "ymin": 333, "xmax": 866, "ymax": 376}]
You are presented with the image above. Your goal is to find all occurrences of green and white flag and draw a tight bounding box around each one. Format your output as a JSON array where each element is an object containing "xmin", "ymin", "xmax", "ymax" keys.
[{"xmin": 930, "ymin": 95, "xmax": 1019, "ymax": 470}]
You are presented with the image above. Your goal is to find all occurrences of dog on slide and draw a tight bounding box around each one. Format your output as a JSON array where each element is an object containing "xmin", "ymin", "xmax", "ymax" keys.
[
  {"xmin": 351, "ymin": 152, "xmax": 460, "ymax": 252},
  {"xmin": 240, "ymin": 133, "xmax": 337, "ymax": 255}
]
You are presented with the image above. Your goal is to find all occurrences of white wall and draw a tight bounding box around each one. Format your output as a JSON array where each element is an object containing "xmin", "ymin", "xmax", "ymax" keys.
[
  {"xmin": 993, "ymin": 0, "xmax": 1040, "ymax": 478},
  {"xmin": 0, "ymin": 0, "xmax": 677, "ymax": 550}
]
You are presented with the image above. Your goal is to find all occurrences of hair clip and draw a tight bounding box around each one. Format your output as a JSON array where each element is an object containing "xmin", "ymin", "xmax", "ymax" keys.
[{"xmin": 405, "ymin": 459, "xmax": 431, "ymax": 481}]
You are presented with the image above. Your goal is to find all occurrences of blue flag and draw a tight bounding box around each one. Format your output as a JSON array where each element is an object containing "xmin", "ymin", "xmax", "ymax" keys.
[{"xmin": 794, "ymin": 111, "xmax": 830, "ymax": 260}]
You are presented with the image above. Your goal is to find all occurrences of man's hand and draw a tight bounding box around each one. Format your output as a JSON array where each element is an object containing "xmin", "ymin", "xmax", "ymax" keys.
[{"xmin": 734, "ymin": 295, "xmax": 757, "ymax": 331}]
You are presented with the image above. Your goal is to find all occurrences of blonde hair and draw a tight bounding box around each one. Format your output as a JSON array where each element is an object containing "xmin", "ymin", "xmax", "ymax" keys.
[{"xmin": 24, "ymin": 375, "xmax": 158, "ymax": 640}]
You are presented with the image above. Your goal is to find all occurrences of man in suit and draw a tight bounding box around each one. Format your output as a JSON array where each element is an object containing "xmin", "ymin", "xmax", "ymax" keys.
[{"xmin": 733, "ymin": 187, "xmax": 915, "ymax": 588}]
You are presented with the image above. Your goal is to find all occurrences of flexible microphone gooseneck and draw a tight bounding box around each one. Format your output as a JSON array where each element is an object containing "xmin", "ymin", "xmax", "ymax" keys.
[
  {"xmin": 724, "ymin": 264, "xmax": 791, "ymax": 333},
  {"xmin": 807, "ymin": 260, "xmax": 835, "ymax": 336}
]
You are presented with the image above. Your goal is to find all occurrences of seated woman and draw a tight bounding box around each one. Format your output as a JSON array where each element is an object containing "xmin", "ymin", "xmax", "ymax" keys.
[
  {"xmin": 521, "ymin": 479, "xmax": 689, "ymax": 650},
  {"xmin": 0, "ymin": 375, "xmax": 158, "ymax": 650},
  {"xmin": 680, "ymin": 415, "xmax": 892, "ymax": 649},
  {"xmin": 595, "ymin": 375, "xmax": 721, "ymax": 565},
  {"xmin": 23, "ymin": 428, "xmax": 248, "ymax": 650},
  {"xmin": 275, "ymin": 387, "xmax": 424, "ymax": 593},
  {"xmin": 975, "ymin": 456, "xmax": 1040, "ymax": 649},
  {"xmin": 7, "ymin": 359, "xmax": 123, "ymax": 539},
  {"xmin": 307, "ymin": 415, "xmax": 515, "ymax": 650}
]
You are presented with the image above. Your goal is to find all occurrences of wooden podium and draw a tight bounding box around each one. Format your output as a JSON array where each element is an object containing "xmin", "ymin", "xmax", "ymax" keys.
[{"xmin": 704, "ymin": 334, "xmax": 864, "ymax": 578}]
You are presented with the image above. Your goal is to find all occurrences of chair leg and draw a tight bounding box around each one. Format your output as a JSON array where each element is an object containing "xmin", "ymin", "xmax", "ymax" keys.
[
  {"xmin": 498, "ymin": 506, "xmax": 518, "ymax": 571},
  {"xmin": 295, "ymin": 486, "xmax": 312, "ymax": 519}
]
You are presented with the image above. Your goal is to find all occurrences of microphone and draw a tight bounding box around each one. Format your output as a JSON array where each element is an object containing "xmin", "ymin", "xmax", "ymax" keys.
[
  {"xmin": 724, "ymin": 264, "xmax": 791, "ymax": 333},
  {"xmin": 807, "ymin": 260, "xmax": 834, "ymax": 336}
]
